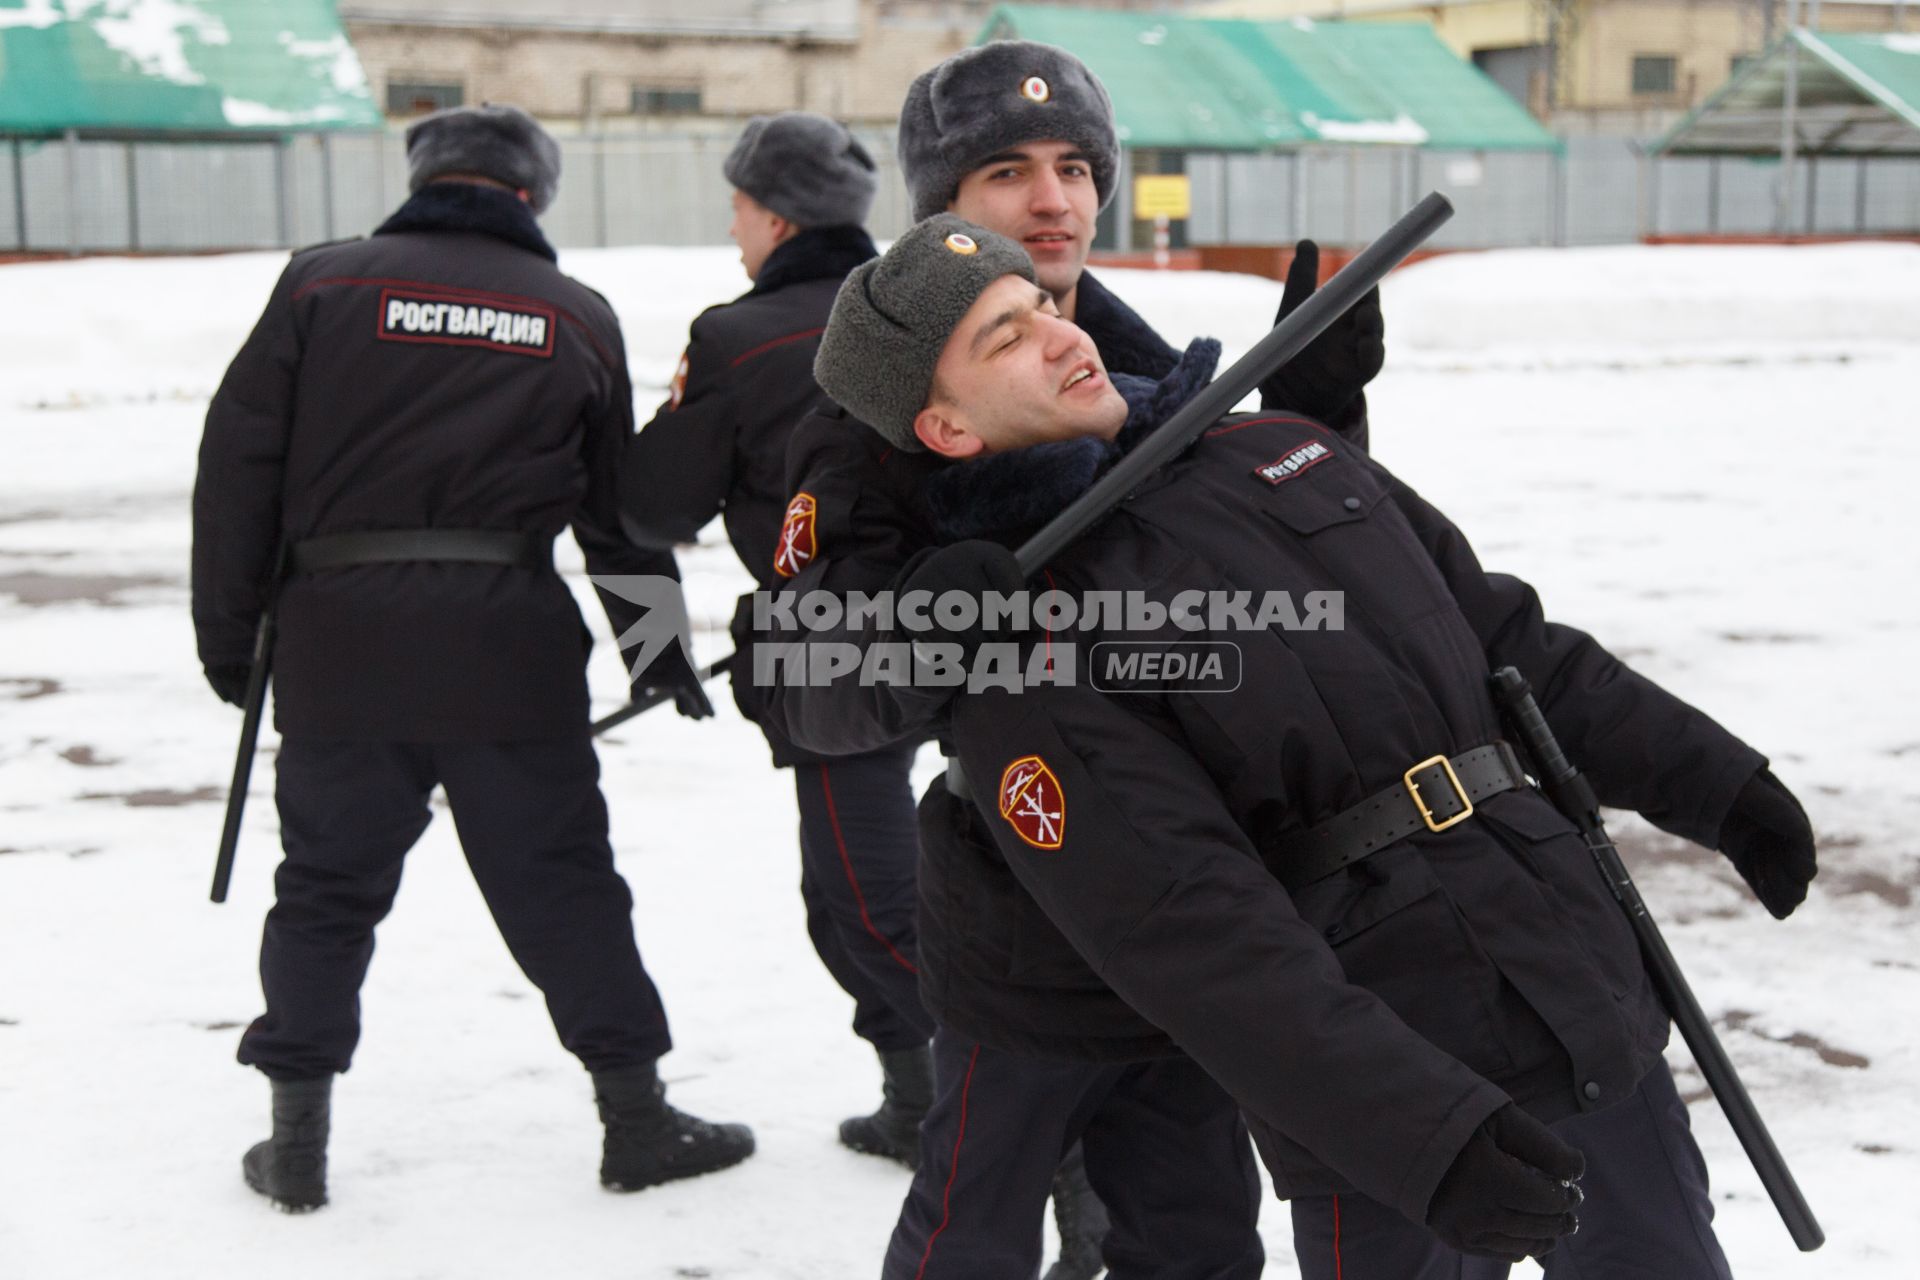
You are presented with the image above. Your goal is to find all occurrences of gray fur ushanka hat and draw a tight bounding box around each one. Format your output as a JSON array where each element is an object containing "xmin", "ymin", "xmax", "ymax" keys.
[
  {"xmin": 814, "ymin": 214, "xmax": 1037, "ymax": 451},
  {"xmin": 406, "ymin": 103, "xmax": 561, "ymax": 214},
  {"xmin": 724, "ymin": 111, "xmax": 878, "ymax": 229},
  {"xmin": 898, "ymin": 40, "xmax": 1120, "ymax": 221}
]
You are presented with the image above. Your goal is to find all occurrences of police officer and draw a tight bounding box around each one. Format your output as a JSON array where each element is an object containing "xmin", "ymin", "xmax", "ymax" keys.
[
  {"xmin": 757, "ymin": 42, "xmax": 1380, "ymax": 1278},
  {"xmin": 764, "ymin": 36, "xmax": 1382, "ymax": 762},
  {"xmin": 808, "ymin": 214, "xmax": 1822, "ymax": 1277},
  {"xmin": 617, "ymin": 113, "xmax": 941, "ymax": 1163},
  {"xmin": 192, "ymin": 104, "xmax": 753, "ymax": 1212}
]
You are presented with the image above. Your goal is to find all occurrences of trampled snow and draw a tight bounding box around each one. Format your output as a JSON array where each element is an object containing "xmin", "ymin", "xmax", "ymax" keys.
[{"xmin": 1, "ymin": 240, "xmax": 1915, "ymax": 1277}]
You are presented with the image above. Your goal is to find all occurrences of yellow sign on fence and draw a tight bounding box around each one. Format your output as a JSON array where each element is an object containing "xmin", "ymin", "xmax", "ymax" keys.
[{"xmin": 1132, "ymin": 174, "xmax": 1191, "ymax": 220}]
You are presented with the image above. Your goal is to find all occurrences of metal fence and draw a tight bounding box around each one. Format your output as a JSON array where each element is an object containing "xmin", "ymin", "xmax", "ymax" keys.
[
  {"xmin": 6, "ymin": 129, "xmax": 1920, "ymax": 256},
  {"xmin": 1186, "ymin": 137, "xmax": 1920, "ymax": 249}
]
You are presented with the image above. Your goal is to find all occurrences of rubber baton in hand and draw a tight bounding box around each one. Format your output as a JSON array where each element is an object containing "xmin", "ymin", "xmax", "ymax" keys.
[
  {"xmin": 592, "ymin": 652, "xmax": 735, "ymax": 737},
  {"xmin": 209, "ymin": 608, "xmax": 276, "ymax": 904},
  {"xmin": 1015, "ymin": 192, "xmax": 1453, "ymax": 576},
  {"xmin": 1488, "ymin": 666, "xmax": 1823, "ymax": 1252}
]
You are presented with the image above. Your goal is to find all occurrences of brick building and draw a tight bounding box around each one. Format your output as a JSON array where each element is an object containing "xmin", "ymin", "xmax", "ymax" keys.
[{"xmin": 340, "ymin": 1, "xmax": 1181, "ymax": 126}]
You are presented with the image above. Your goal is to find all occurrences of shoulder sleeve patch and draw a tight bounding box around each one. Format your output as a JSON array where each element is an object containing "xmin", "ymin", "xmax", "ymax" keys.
[
  {"xmin": 773, "ymin": 491, "xmax": 818, "ymax": 579},
  {"xmin": 999, "ymin": 755, "xmax": 1066, "ymax": 850}
]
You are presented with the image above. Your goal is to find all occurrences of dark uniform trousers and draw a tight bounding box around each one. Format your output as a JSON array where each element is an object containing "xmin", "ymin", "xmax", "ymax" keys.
[
  {"xmin": 237, "ymin": 735, "xmax": 674, "ymax": 1080},
  {"xmin": 1286, "ymin": 1061, "xmax": 1734, "ymax": 1279},
  {"xmin": 792, "ymin": 744, "xmax": 937, "ymax": 1052},
  {"xmin": 884, "ymin": 1028, "xmax": 1266, "ymax": 1280}
]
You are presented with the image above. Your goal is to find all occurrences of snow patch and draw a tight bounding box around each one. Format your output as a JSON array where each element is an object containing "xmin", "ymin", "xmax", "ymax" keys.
[
  {"xmin": 0, "ymin": 243, "xmax": 1916, "ymax": 1278},
  {"xmin": 220, "ymin": 96, "xmax": 350, "ymax": 128},
  {"xmin": 279, "ymin": 30, "xmax": 370, "ymax": 96},
  {"xmin": 1381, "ymin": 242, "xmax": 1920, "ymax": 363},
  {"xmin": 0, "ymin": 0, "xmax": 61, "ymax": 30},
  {"xmin": 1302, "ymin": 111, "xmax": 1430, "ymax": 146},
  {"xmin": 83, "ymin": 0, "xmax": 231, "ymax": 87}
]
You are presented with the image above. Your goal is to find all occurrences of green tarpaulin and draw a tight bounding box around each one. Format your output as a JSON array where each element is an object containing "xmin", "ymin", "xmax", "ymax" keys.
[
  {"xmin": 1652, "ymin": 28, "xmax": 1920, "ymax": 157},
  {"xmin": 979, "ymin": 5, "xmax": 1558, "ymax": 151},
  {"xmin": 1, "ymin": 0, "xmax": 382, "ymax": 134}
]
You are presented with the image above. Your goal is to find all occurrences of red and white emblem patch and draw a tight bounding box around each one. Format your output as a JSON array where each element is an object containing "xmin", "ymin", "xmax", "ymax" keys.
[
  {"xmin": 667, "ymin": 348, "xmax": 690, "ymax": 411},
  {"xmin": 773, "ymin": 492, "xmax": 818, "ymax": 579},
  {"xmin": 998, "ymin": 755, "xmax": 1065, "ymax": 851}
]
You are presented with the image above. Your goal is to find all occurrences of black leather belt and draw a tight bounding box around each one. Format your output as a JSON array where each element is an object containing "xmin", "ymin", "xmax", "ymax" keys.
[
  {"xmin": 945, "ymin": 742, "xmax": 1527, "ymax": 892},
  {"xmin": 285, "ymin": 529, "xmax": 550, "ymax": 575},
  {"xmin": 1265, "ymin": 742, "xmax": 1529, "ymax": 891}
]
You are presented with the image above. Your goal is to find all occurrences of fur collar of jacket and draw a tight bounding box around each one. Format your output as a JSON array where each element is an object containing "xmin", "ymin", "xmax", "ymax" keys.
[
  {"xmin": 750, "ymin": 224, "xmax": 879, "ymax": 296},
  {"xmin": 373, "ymin": 182, "xmax": 557, "ymax": 262}
]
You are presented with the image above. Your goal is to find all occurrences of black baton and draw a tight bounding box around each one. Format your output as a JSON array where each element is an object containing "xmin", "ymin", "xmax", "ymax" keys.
[
  {"xmin": 1489, "ymin": 666, "xmax": 1824, "ymax": 1252},
  {"xmin": 1016, "ymin": 192, "xmax": 1452, "ymax": 576},
  {"xmin": 209, "ymin": 607, "xmax": 276, "ymax": 904},
  {"xmin": 592, "ymin": 652, "xmax": 735, "ymax": 736}
]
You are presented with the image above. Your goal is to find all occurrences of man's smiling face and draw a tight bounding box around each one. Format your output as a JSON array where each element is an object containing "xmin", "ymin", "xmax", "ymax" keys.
[
  {"xmin": 949, "ymin": 140, "xmax": 1098, "ymax": 314},
  {"xmin": 912, "ymin": 274, "xmax": 1129, "ymax": 459}
]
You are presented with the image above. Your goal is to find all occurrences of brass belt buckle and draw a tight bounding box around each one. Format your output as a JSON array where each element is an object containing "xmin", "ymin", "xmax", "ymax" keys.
[{"xmin": 1404, "ymin": 754, "xmax": 1473, "ymax": 833}]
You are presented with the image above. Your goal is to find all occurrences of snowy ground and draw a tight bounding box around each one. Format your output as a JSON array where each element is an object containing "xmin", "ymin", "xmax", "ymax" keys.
[{"xmin": 1, "ymin": 241, "xmax": 1915, "ymax": 1278}]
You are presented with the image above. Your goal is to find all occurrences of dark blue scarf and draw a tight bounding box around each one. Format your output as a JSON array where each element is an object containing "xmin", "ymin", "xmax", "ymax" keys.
[{"xmin": 1074, "ymin": 270, "xmax": 1183, "ymax": 380}]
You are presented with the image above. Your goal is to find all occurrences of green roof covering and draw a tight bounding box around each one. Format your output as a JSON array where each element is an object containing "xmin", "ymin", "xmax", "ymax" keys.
[
  {"xmin": 1652, "ymin": 28, "xmax": 1920, "ymax": 157},
  {"xmin": 979, "ymin": 6, "xmax": 1557, "ymax": 151},
  {"xmin": 0, "ymin": 0, "xmax": 382, "ymax": 135}
]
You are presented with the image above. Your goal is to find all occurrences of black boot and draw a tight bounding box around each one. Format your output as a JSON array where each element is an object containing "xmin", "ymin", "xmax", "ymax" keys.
[
  {"xmin": 242, "ymin": 1075, "xmax": 331, "ymax": 1213},
  {"xmin": 838, "ymin": 1043, "xmax": 933, "ymax": 1169},
  {"xmin": 1043, "ymin": 1142, "xmax": 1109, "ymax": 1280},
  {"xmin": 594, "ymin": 1062, "xmax": 754, "ymax": 1192}
]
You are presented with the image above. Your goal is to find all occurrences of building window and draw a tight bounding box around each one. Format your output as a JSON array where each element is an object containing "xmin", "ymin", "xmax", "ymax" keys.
[
  {"xmin": 387, "ymin": 80, "xmax": 463, "ymax": 115},
  {"xmin": 1471, "ymin": 44, "xmax": 1550, "ymax": 112},
  {"xmin": 632, "ymin": 85, "xmax": 702, "ymax": 115},
  {"xmin": 1631, "ymin": 56, "xmax": 1678, "ymax": 96}
]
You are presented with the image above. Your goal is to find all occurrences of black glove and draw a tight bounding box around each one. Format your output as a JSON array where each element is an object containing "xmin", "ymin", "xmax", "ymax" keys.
[
  {"xmin": 1718, "ymin": 768, "xmax": 1817, "ymax": 919},
  {"xmin": 204, "ymin": 662, "xmax": 251, "ymax": 708},
  {"xmin": 630, "ymin": 642, "xmax": 714, "ymax": 721},
  {"xmin": 1258, "ymin": 240, "xmax": 1385, "ymax": 423},
  {"xmin": 892, "ymin": 540, "xmax": 1026, "ymax": 663},
  {"xmin": 1426, "ymin": 1104, "xmax": 1584, "ymax": 1262}
]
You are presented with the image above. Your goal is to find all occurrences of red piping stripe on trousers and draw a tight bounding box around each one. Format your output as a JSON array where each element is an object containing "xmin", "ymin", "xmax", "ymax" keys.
[
  {"xmin": 1333, "ymin": 1192, "xmax": 1344, "ymax": 1279},
  {"xmin": 818, "ymin": 764, "xmax": 919, "ymax": 975},
  {"xmin": 915, "ymin": 1043, "xmax": 982, "ymax": 1280}
]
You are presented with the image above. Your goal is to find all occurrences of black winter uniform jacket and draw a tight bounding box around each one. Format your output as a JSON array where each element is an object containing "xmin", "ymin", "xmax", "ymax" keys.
[
  {"xmin": 619, "ymin": 227, "xmax": 877, "ymax": 765},
  {"xmin": 191, "ymin": 184, "xmax": 674, "ymax": 740},
  {"xmin": 758, "ymin": 272, "xmax": 1370, "ymax": 757},
  {"xmin": 919, "ymin": 395, "xmax": 1766, "ymax": 1224}
]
